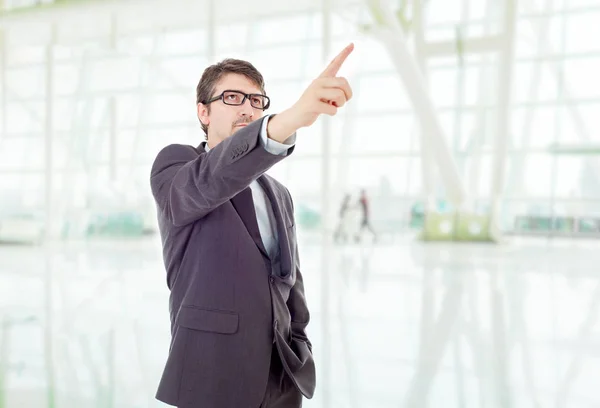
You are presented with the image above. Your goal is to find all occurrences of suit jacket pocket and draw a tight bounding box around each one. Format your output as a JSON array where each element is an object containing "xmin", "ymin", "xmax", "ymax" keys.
[
  {"xmin": 273, "ymin": 321, "xmax": 316, "ymax": 398},
  {"xmin": 176, "ymin": 306, "xmax": 239, "ymax": 334},
  {"xmin": 274, "ymin": 321, "xmax": 313, "ymax": 374}
]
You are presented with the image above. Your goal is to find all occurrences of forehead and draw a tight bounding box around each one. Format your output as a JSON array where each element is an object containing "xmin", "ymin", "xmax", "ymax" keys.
[{"xmin": 213, "ymin": 73, "xmax": 263, "ymax": 95}]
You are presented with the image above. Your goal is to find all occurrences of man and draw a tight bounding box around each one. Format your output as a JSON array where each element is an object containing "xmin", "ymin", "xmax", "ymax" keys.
[
  {"xmin": 333, "ymin": 193, "xmax": 352, "ymax": 244},
  {"xmin": 356, "ymin": 188, "xmax": 377, "ymax": 243},
  {"xmin": 150, "ymin": 43, "xmax": 354, "ymax": 408}
]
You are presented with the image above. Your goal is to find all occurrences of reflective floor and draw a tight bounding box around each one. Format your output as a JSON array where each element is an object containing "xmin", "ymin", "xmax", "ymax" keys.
[{"xmin": 1, "ymin": 234, "xmax": 599, "ymax": 407}]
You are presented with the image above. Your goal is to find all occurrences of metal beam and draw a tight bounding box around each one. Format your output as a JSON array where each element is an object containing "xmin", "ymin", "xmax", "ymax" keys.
[
  {"xmin": 367, "ymin": 0, "xmax": 467, "ymax": 206},
  {"xmin": 0, "ymin": 0, "xmax": 355, "ymax": 32},
  {"xmin": 521, "ymin": 0, "xmax": 600, "ymax": 192},
  {"xmin": 1, "ymin": 0, "xmax": 98, "ymax": 15},
  {"xmin": 549, "ymin": 144, "xmax": 600, "ymax": 155},
  {"xmin": 507, "ymin": 0, "xmax": 556, "ymax": 198}
]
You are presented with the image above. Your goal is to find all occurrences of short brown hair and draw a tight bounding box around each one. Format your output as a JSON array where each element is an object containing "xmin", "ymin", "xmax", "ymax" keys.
[{"xmin": 196, "ymin": 58, "xmax": 266, "ymax": 136}]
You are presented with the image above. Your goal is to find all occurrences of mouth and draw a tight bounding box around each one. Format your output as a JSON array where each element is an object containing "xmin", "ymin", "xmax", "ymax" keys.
[{"xmin": 235, "ymin": 124, "xmax": 248, "ymax": 128}]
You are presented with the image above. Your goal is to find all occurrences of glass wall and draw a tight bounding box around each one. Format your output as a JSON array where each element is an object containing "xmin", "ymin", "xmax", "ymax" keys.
[{"xmin": 2, "ymin": 1, "xmax": 599, "ymax": 237}]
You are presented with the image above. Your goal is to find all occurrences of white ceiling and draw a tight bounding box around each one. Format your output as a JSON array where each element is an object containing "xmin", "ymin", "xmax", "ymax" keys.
[{"xmin": 1, "ymin": 0, "xmax": 366, "ymax": 45}]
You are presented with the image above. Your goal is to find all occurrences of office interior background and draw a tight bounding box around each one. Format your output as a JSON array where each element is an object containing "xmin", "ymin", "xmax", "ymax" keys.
[{"xmin": 1, "ymin": 0, "xmax": 599, "ymax": 406}]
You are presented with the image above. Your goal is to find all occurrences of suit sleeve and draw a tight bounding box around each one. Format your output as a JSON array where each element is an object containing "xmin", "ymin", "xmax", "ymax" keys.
[
  {"xmin": 285, "ymin": 191, "xmax": 313, "ymax": 352},
  {"xmin": 150, "ymin": 116, "xmax": 295, "ymax": 227},
  {"xmin": 259, "ymin": 114, "xmax": 297, "ymax": 156}
]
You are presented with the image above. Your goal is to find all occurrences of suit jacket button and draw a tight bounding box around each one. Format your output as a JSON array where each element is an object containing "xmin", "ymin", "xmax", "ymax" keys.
[{"xmin": 269, "ymin": 276, "xmax": 275, "ymax": 284}]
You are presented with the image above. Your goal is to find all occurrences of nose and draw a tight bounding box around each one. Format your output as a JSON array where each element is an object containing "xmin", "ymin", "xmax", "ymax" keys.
[{"xmin": 239, "ymin": 98, "xmax": 255, "ymax": 118}]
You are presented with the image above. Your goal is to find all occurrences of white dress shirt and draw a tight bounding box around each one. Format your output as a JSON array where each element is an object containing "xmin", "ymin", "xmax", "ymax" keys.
[{"xmin": 204, "ymin": 115, "xmax": 296, "ymax": 259}]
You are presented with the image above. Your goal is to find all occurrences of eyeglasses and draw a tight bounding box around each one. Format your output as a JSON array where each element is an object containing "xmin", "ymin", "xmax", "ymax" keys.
[{"xmin": 204, "ymin": 90, "xmax": 271, "ymax": 110}]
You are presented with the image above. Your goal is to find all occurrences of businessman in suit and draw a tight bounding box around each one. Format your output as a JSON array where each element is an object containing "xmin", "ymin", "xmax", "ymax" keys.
[{"xmin": 150, "ymin": 43, "xmax": 354, "ymax": 408}]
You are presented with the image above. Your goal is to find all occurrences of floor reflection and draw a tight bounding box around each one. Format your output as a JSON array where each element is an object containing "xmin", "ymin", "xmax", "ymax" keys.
[{"xmin": 0, "ymin": 236, "xmax": 599, "ymax": 407}]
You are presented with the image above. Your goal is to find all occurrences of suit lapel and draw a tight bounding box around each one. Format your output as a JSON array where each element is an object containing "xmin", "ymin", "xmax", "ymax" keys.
[
  {"xmin": 230, "ymin": 187, "xmax": 269, "ymax": 259},
  {"xmin": 201, "ymin": 139, "xmax": 292, "ymax": 274},
  {"xmin": 258, "ymin": 176, "xmax": 293, "ymax": 278}
]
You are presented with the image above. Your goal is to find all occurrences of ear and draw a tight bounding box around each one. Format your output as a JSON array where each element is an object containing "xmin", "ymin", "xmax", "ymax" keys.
[{"xmin": 197, "ymin": 103, "xmax": 210, "ymax": 126}]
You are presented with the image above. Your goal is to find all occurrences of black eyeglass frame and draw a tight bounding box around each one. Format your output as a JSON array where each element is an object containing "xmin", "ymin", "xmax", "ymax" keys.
[{"xmin": 204, "ymin": 89, "xmax": 271, "ymax": 110}]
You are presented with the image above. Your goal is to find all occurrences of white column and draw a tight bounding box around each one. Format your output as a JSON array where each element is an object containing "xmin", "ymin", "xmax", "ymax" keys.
[
  {"xmin": 468, "ymin": 0, "xmax": 496, "ymax": 202},
  {"xmin": 43, "ymin": 29, "xmax": 58, "ymax": 406},
  {"xmin": 412, "ymin": 0, "xmax": 436, "ymax": 212},
  {"xmin": 43, "ymin": 250, "xmax": 56, "ymax": 408},
  {"xmin": 0, "ymin": 317, "xmax": 8, "ymax": 408},
  {"xmin": 109, "ymin": 14, "xmax": 118, "ymax": 183},
  {"xmin": 44, "ymin": 25, "xmax": 57, "ymax": 240},
  {"xmin": 490, "ymin": 0, "xmax": 517, "ymax": 220},
  {"xmin": 452, "ymin": 1, "xmax": 471, "ymax": 204},
  {"xmin": 0, "ymin": 28, "xmax": 6, "ymax": 143},
  {"xmin": 549, "ymin": 0, "xmax": 567, "ymax": 234},
  {"xmin": 320, "ymin": 0, "xmax": 333, "ymax": 406},
  {"xmin": 108, "ymin": 327, "xmax": 116, "ymax": 408},
  {"xmin": 109, "ymin": 98, "xmax": 117, "ymax": 183},
  {"xmin": 490, "ymin": 268, "xmax": 511, "ymax": 408},
  {"xmin": 207, "ymin": 0, "xmax": 216, "ymax": 60}
]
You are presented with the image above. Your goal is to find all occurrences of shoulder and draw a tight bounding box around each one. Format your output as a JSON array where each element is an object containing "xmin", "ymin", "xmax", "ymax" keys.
[
  {"xmin": 154, "ymin": 143, "xmax": 201, "ymax": 162},
  {"xmin": 151, "ymin": 144, "xmax": 203, "ymax": 174}
]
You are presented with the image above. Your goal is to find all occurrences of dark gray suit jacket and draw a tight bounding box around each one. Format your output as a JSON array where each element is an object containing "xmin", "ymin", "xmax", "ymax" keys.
[{"xmin": 150, "ymin": 117, "xmax": 315, "ymax": 408}]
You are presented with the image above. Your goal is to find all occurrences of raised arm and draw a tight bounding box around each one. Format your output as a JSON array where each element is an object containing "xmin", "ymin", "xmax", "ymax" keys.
[
  {"xmin": 151, "ymin": 117, "xmax": 290, "ymax": 226},
  {"xmin": 151, "ymin": 43, "xmax": 355, "ymax": 227}
]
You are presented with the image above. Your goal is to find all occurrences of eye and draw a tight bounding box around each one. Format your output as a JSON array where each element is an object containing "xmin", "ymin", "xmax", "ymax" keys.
[{"xmin": 223, "ymin": 92, "xmax": 243, "ymax": 104}]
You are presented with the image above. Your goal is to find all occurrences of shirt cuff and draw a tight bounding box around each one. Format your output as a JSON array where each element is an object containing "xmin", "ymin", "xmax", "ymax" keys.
[{"xmin": 259, "ymin": 114, "xmax": 296, "ymax": 156}]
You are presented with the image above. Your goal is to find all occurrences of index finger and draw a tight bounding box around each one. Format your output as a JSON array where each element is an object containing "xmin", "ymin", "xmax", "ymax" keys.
[{"xmin": 319, "ymin": 43, "xmax": 354, "ymax": 78}]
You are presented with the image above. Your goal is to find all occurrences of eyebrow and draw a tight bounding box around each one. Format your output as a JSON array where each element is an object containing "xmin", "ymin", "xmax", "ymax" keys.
[{"xmin": 223, "ymin": 89, "xmax": 264, "ymax": 95}]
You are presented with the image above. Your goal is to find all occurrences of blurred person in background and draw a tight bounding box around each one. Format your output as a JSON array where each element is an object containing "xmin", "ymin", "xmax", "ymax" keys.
[
  {"xmin": 333, "ymin": 193, "xmax": 352, "ymax": 244},
  {"xmin": 150, "ymin": 44, "xmax": 354, "ymax": 408},
  {"xmin": 355, "ymin": 188, "xmax": 377, "ymax": 243}
]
